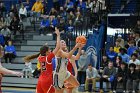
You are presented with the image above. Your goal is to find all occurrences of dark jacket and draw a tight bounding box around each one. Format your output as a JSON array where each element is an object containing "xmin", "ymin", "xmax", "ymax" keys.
[
  {"xmin": 103, "ymin": 67, "xmax": 117, "ymax": 77},
  {"xmin": 101, "ymin": 60, "xmax": 109, "ymax": 69},
  {"xmin": 117, "ymin": 67, "xmax": 128, "ymax": 79},
  {"xmin": 127, "ymin": 69, "xmax": 139, "ymax": 80},
  {"xmin": 10, "ymin": 19, "xmax": 19, "ymax": 30}
]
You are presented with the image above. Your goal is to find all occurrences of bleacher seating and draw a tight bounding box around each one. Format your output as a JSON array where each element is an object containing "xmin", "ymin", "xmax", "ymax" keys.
[{"xmin": 1, "ymin": 18, "xmax": 55, "ymax": 88}]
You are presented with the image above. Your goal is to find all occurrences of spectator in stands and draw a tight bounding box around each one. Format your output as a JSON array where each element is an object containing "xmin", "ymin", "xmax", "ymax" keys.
[
  {"xmin": 118, "ymin": 48, "xmax": 130, "ymax": 63},
  {"xmin": 115, "ymin": 56, "xmax": 123, "ymax": 67},
  {"xmin": 75, "ymin": 7, "xmax": 82, "ymax": 14},
  {"xmin": 19, "ymin": 4, "xmax": 27, "ymax": 20},
  {"xmin": 22, "ymin": 62, "xmax": 33, "ymax": 78},
  {"xmin": 100, "ymin": 55, "xmax": 109, "ymax": 74},
  {"xmin": 0, "ymin": 34, "xmax": 5, "ymax": 47},
  {"xmin": 39, "ymin": 15, "xmax": 50, "ymax": 35},
  {"xmin": 4, "ymin": 40, "xmax": 16, "ymax": 63},
  {"xmin": 74, "ymin": 11, "xmax": 83, "ymax": 35},
  {"xmin": 53, "ymin": 0, "xmax": 59, "ymax": 11},
  {"xmin": 77, "ymin": 50, "xmax": 88, "ymax": 85},
  {"xmin": 113, "ymin": 62, "xmax": 128, "ymax": 93},
  {"xmin": 49, "ymin": 7, "xmax": 58, "ymax": 17},
  {"xmin": 67, "ymin": 11, "xmax": 75, "ymax": 22},
  {"xmin": 77, "ymin": 0, "xmax": 86, "ymax": 16},
  {"xmin": 9, "ymin": 5, "xmax": 18, "ymax": 17},
  {"xmin": 93, "ymin": 0, "xmax": 100, "ymax": 13},
  {"xmin": 5, "ymin": 12, "xmax": 14, "ymax": 27},
  {"xmin": 31, "ymin": 0, "xmax": 44, "ymax": 18},
  {"xmin": 127, "ymin": 32, "xmax": 135, "ymax": 44},
  {"xmin": 66, "ymin": 19, "xmax": 74, "ymax": 40},
  {"xmin": 24, "ymin": 0, "xmax": 32, "ymax": 12},
  {"xmin": 49, "ymin": 15, "xmax": 58, "ymax": 32},
  {"xmin": 134, "ymin": 20, "xmax": 140, "ymax": 32},
  {"xmin": 114, "ymin": 39, "xmax": 121, "ymax": 53},
  {"xmin": 58, "ymin": 7, "xmax": 67, "ymax": 19},
  {"xmin": 9, "ymin": 15, "xmax": 20, "ymax": 35},
  {"xmin": 74, "ymin": 12, "xmax": 83, "ymax": 26},
  {"xmin": 0, "ymin": 25, "xmax": 11, "ymax": 45},
  {"xmin": 85, "ymin": 64, "xmax": 100, "ymax": 92},
  {"xmin": 129, "ymin": 53, "xmax": 140, "ymax": 69},
  {"xmin": 117, "ymin": 34, "xmax": 124, "ymax": 48},
  {"xmin": 99, "ymin": 61, "xmax": 116, "ymax": 93},
  {"xmin": 0, "ymin": 2, "xmax": 7, "ymax": 17},
  {"xmin": 0, "ymin": 16, "xmax": 5, "ymax": 30},
  {"xmin": 134, "ymin": 31, "xmax": 140, "ymax": 49},
  {"xmin": 106, "ymin": 46, "xmax": 117, "ymax": 62},
  {"xmin": 126, "ymin": 63, "xmax": 139, "ymax": 93},
  {"xmin": 86, "ymin": 0, "xmax": 93, "ymax": 12},
  {"xmin": 57, "ymin": 18, "xmax": 66, "ymax": 39},
  {"xmin": 65, "ymin": 0, "xmax": 74, "ymax": 12},
  {"xmin": 127, "ymin": 40, "xmax": 138, "ymax": 56}
]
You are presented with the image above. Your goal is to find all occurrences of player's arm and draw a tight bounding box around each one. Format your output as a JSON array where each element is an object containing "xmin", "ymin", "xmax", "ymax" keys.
[
  {"xmin": 60, "ymin": 43, "xmax": 80, "ymax": 58},
  {"xmin": 0, "ymin": 65, "xmax": 22, "ymax": 76},
  {"xmin": 52, "ymin": 27, "xmax": 60, "ymax": 55},
  {"xmin": 70, "ymin": 59, "xmax": 78, "ymax": 78},
  {"xmin": 71, "ymin": 44, "xmax": 84, "ymax": 60}
]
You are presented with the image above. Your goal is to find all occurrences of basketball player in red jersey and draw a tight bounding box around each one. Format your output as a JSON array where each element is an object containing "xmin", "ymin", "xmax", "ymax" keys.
[
  {"xmin": 0, "ymin": 45, "xmax": 23, "ymax": 92},
  {"xmin": 65, "ymin": 47, "xmax": 82, "ymax": 93},
  {"xmin": 24, "ymin": 28, "xmax": 60, "ymax": 93}
]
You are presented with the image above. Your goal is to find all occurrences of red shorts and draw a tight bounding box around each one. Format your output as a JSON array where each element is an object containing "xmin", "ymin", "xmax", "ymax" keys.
[{"xmin": 36, "ymin": 75, "xmax": 55, "ymax": 93}]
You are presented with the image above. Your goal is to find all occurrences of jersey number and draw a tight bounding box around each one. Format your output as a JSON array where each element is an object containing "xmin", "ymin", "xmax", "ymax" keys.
[{"xmin": 41, "ymin": 62, "xmax": 47, "ymax": 71}]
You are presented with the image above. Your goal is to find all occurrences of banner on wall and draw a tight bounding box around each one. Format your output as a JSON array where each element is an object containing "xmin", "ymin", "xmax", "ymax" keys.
[{"xmin": 85, "ymin": 25, "xmax": 105, "ymax": 69}]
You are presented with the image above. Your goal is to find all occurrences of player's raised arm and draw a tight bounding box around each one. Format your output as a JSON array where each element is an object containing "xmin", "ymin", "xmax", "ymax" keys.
[
  {"xmin": 52, "ymin": 27, "xmax": 60, "ymax": 55},
  {"xmin": 71, "ymin": 44, "xmax": 85, "ymax": 60},
  {"xmin": 60, "ymin": 43, "xmax": 81, "ymax": 58}
]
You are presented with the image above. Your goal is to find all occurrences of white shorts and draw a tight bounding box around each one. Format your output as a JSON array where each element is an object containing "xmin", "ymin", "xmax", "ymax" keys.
[{"xmin": 53, "ymin": 71, "xmax": 71, "ymax": 89}]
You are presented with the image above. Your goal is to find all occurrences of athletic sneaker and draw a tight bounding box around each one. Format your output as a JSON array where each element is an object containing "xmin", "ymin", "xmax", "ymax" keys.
[
  {"xmin": 113, "ymin": 90, "xmax": 116, "ymax": 93},
  {"xmin": 123, "ymin": 90, "xmax": 126, "ymax": 93},
  {"xmin": 132, "ymin": 90, "xmax": 135, "ymax": 93}
]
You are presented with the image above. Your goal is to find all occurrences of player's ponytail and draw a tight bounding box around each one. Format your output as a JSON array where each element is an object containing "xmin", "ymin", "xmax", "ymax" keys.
[
  {"xmin": 23, "ymin": 53, "xmax": 40, "ymax": 63},
  {"xmin": 23, "ymin": 45, "xmax": 49, "ymax": 62}
]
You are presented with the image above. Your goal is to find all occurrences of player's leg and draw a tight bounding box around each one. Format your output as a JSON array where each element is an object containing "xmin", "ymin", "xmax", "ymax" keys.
[
  {"xmin": 36, "ymin": 82, "xmax": 44, "ymax": 93},
  {"xmin": 55, "ymin": 88, "xmax": 64, "ymax": 93},
  {"xmin": 65, "ymin": 75, "xmax": 80, "ymax": 88},
  {"xmin": 65, "ymin": 88, "xmax": 73, "ymax": 93},
  {"xmin": 44, "ymin": 84, "xmax": 55, "ymax": 93}
]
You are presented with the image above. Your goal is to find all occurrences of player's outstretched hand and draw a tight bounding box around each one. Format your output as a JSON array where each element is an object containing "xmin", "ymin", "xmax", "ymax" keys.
[
  {"xmin": 79, "ymin": 44, "xmax": 85, "ymax": 48},
  {"xmin": 75, "ymin": 43, "xmax": 81, "ymax": 48},
  {"xmin": 13, "ymin": 71, "xmax": 23, "ymax": 77},
  {"xmin": 55, "ymin": 27, "xmax": 60, "ymax": 35}
]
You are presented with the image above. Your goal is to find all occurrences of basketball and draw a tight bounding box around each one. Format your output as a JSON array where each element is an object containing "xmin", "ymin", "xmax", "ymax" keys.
[{"xmin": 76, "ymin": 36, "xmax": 87, "ymax": 44}]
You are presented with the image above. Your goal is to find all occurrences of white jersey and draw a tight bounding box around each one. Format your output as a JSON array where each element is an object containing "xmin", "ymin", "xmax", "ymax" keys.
[{"xmin": 53, "ymin": 57, "xmax": 71, "ymax": 89}]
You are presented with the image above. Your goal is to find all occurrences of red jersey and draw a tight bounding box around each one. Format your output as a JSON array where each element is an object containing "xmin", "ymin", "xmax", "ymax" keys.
[
  {"xmin": 67, "ymin": 59, "xmax": 74, "ymax": 75},
  {"xmin": 36, "ymin": 52, "xmax": 55, "ymax": 93},
  {"xmin": 38, "ymin": 53, "xmax": 54, "ymax": 76}
]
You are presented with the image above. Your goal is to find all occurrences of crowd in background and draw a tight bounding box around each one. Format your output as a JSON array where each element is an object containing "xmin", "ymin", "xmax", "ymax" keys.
[
  {"xmin": 0, "ymin": 0, "xmax": 102, "ymax": 64},
  {"xmin": 77, "ymin": 29, "xmax": 140, "ymax": 93}
]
